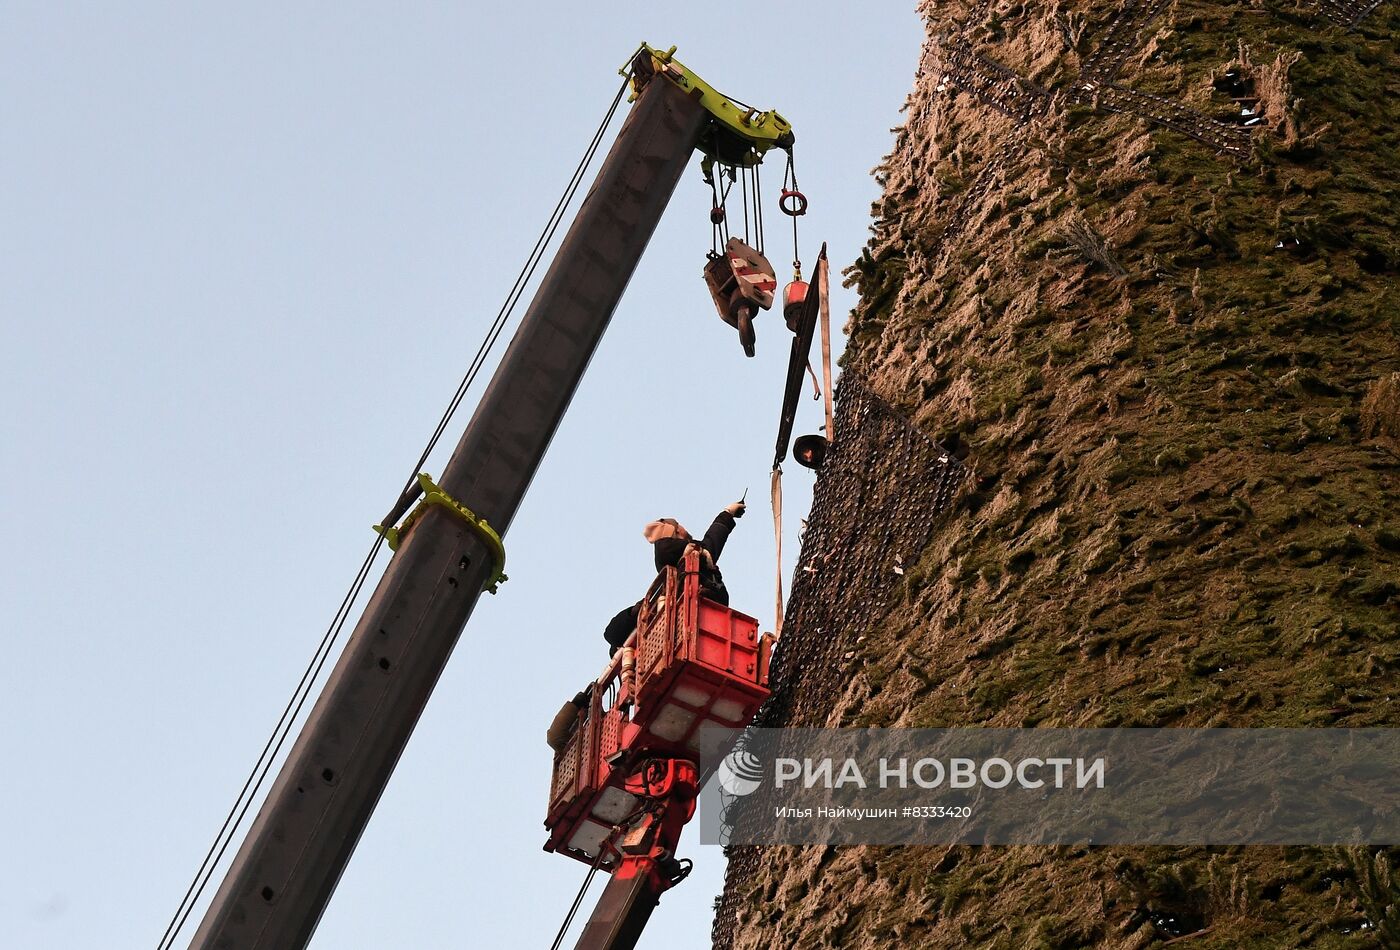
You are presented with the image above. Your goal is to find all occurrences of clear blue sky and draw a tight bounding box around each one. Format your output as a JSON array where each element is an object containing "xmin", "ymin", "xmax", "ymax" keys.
[{"xmin": 1, "ymin": 4, "xmax": 922, "ymax": 947}]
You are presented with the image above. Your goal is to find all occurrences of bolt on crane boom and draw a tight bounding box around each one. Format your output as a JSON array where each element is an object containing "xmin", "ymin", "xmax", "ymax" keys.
[{"xmin": 185, "ymin": 44, "xmax": 795, "ymax": 950}]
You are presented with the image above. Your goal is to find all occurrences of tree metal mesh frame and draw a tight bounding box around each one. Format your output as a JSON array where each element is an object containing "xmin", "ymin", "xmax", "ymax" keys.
[{"xmin": 712, "ymin": 376, "xmax": 966, "ymax": 947}]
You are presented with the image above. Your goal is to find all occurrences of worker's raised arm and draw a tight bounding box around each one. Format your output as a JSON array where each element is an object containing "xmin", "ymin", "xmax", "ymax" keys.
[{"xmin": 702, "ymin": 501, "xmax": 746, "ymax": 561}]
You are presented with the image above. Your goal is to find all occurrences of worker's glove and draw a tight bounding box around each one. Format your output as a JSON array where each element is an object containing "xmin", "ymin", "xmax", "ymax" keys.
[{"xmin": 725, "ymin": 501, "xmax": 747, "ymax": 518}]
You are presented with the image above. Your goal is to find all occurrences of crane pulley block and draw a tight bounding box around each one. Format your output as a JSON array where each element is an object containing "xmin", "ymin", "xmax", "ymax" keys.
[{"xmin": 626, "ymin": 43, "xmax": 794, "ymax": 167}]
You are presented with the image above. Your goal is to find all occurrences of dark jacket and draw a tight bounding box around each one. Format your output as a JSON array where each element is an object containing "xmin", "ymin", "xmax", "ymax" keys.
[
  {"xmin": 603, "ymin": 603, "xmax": 640, "ymax": 656},
  {"xmin": 652, "ymin": 510, "xmax": 736, "ymax": 605}
]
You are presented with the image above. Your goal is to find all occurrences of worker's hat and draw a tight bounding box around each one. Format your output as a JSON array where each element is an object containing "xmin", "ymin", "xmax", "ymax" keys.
[{"xmin": 643, "ymin": 518, "xmax": 690, "ymax": 543}]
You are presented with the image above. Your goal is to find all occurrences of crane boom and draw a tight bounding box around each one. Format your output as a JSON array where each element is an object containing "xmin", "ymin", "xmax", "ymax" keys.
[{"xmin": 189, "ymin": 70, "xmax": 708, "ymax": 950}]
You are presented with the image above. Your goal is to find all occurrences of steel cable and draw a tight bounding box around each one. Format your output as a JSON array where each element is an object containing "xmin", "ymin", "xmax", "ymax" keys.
[{"xmin": 548, "ymin": 849, "xmax": 608, "ymax": 950}]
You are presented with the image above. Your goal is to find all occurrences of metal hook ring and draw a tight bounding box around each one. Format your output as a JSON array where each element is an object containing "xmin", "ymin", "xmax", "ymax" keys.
[{"xmin": 779, "ymin": 189, "xmax": 808, "ymax": 216}]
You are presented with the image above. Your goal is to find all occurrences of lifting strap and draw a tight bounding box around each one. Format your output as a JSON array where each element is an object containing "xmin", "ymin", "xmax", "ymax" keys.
[
  {"xmin": 771, "ymin": 466, "xmax": 784, "ymax": 637},
  {"xmin": 818, "ymin": 255, "xmax": 835, "ymax": 439}
]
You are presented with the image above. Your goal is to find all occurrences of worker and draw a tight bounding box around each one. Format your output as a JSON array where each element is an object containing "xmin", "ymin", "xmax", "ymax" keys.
[
  {"xmin": 546, "ymin": 684, "xmax": 592, "ymax": 752},
  {"xmin": 646, "ymin": 501, "xmax": 746, "ymax": 603},
  {"xmin": 602, "ymin": 602, "xmax": 641, "ymax": 657},
  {"xmin": 602, "ymin": 500, "xmax": 747, "ymax": 654}
]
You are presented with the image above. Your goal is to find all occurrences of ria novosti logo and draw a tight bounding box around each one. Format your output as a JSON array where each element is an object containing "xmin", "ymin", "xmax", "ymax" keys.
[{"xmin": 716, "ymin": 747, "xmax": 765, "ymax": 797}]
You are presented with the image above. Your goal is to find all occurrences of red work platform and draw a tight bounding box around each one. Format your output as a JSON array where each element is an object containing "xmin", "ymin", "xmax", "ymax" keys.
[{"xmin": 545, "ymin": 550, "xmax": 771, "ymax": 869}]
